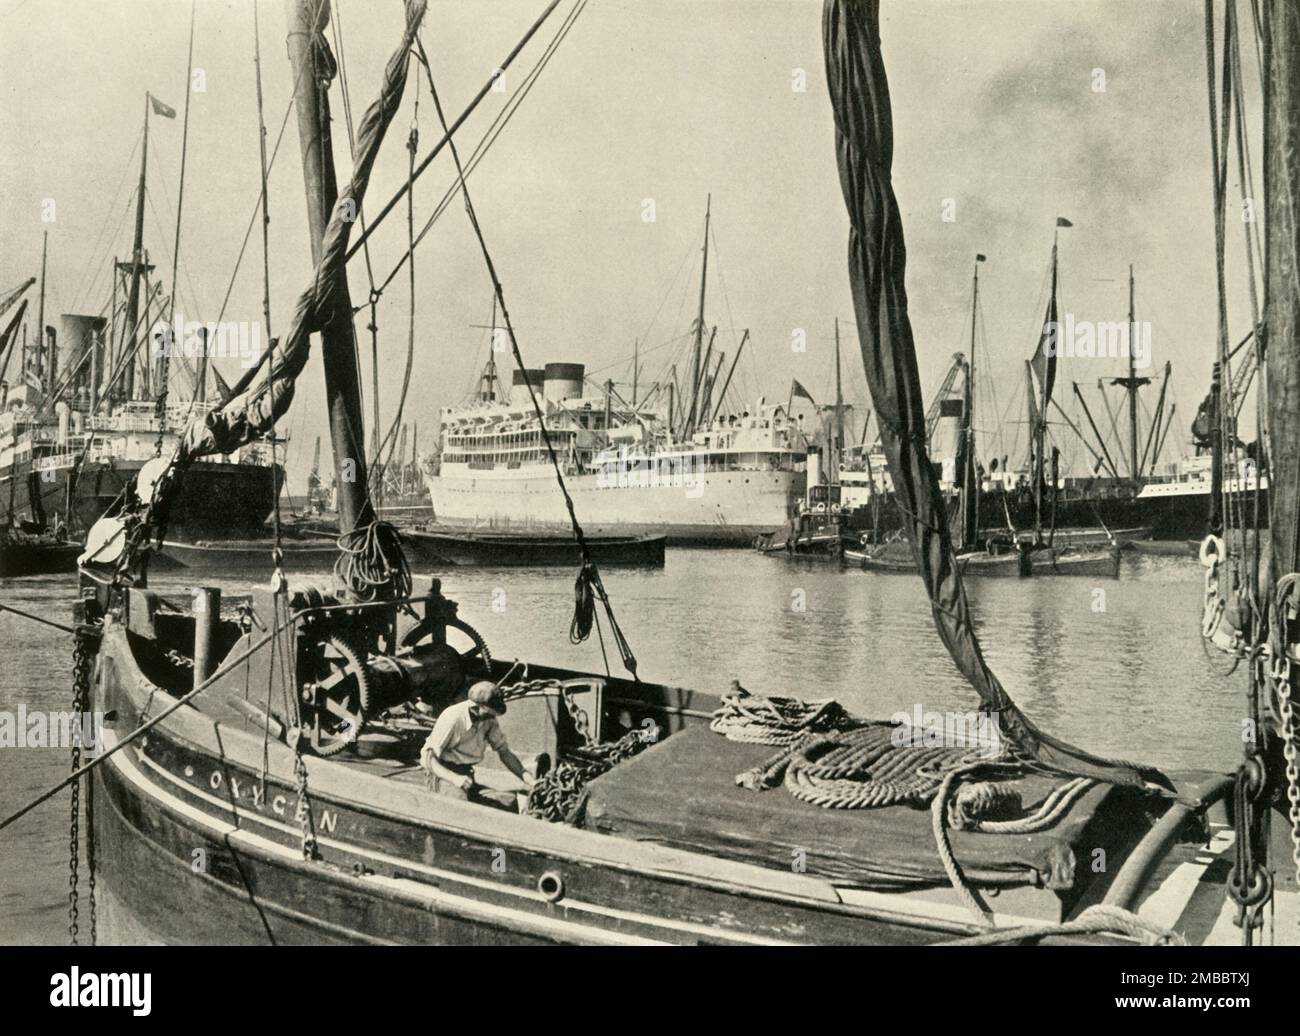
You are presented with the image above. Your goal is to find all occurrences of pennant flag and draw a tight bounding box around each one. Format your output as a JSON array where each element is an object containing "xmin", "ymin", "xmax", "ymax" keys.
[
  {"xmin": 791, "ymin": 378, "xmax": 816, "ymax": 403},
  {"xmin": 975, "ymin": 254, "xmax": 986, "ymax": 262},
  {"xmin": 1055, "ymin": 216, "xmax": 1073, "ymax": 227},
  {"xmin": 149, "ymin": 94, "xmax": 177, "ymax": 119}
]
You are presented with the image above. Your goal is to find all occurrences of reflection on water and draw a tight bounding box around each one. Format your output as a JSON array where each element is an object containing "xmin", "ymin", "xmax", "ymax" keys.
[{"xmin": 0, "ymin": 548, "xmax": 1244, "ymax": 942}]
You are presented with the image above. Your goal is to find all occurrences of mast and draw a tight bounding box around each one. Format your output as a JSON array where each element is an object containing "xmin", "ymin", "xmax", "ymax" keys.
[
  {"xmin": 1267, "ymin": 0, "xmax": 1300, "ymax": 581},
  {"xmin": 1034, "ymin": 234, "xmax": 1057, "ymax": 540},
  {"xmin": 833, "ymin": 319, "xmax": 844, "ymax": 483},
  {"xmin": 688, "ymin": 194, "xmax": 711, "ymax": 438},
  {"xmin": 121, "ymin": 94, "xmax": 150, "ymax": 401},
  {"xmin": 962, "ymin": 256, "xmax": 983, "ymax": 550},
  {"xmin": 253, "ymin": 0, "xmax": 273, "ymax": 393},
  {"xmin": 284, "ymin": 0, "xmax": 372, "ymax": 532},
  {"xmin": 34, "ymin": 232, "xmax": 47, "ymax": 395},
  {"xmin": 1127, "ymin": 265, "xmax": 1138, "ymax": 478}
]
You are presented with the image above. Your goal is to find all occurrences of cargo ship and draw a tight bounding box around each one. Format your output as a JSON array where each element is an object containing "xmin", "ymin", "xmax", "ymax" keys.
[{"xmin": 0, "ymin": 98, "xmax": 284, "ymax": 555}]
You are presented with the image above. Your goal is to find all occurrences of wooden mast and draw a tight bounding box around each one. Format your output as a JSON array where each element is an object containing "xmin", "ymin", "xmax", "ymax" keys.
[
  {"xmin": 1267, "ymin": 0, "xmax": 1300, "ymax": 578},
  {"xmin": 120, "ymin": 94, "xmax": 150, "ymax": 401},
  {"xmin": 1127, "ymin": 266, "xmax": 1139, "ymax": 478},
  {"xmin": 962, "ymin": 256, "xmax": 983, "ymax": 551},
  {"xmin": 34, "ymin": 231, "xmax": 46, "ymax": 395},
  {"xmin": 1034, "ymin": 235, "xmax": 1057, "ymax": 542},
  {"xmin": 284, "ymin": 0, "xmax": 372, "ymax": 532},
  {"xmin": 833, "ymin": 319, "xmax": 844, "ymax": 484},
  {"xmin": 687, "ymin": 194, "xmax": 711, "ymax": 438}
]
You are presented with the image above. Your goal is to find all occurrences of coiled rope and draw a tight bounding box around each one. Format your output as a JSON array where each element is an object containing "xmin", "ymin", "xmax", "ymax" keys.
[
  {"xmin": 334, "ymin": 519, "xmax": 412, "ymax": 602},
  {"xmin": 711, "ymin": 683, "xmax": 855, "ymax": 746},
  {"xmin": 710, "ymin": 687, "xmax": 1117, "ymax": 928}
]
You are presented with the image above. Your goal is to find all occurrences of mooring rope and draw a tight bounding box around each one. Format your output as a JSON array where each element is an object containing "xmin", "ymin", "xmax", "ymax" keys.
[{"xmin": 940, "ymin": 904, "xmax": 1183, "ymax": 946}]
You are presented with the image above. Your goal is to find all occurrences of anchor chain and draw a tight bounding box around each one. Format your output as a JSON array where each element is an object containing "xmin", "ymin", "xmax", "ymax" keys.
[
  {"xmin": 293, "ymin": 744, "xmax": 319, "ymax": 861},
  {"xmin": 68, "ymin": 623, "xmax": 101, "ymax": 945},
  {"xmin": 1274, "ymin": 655, "xmax": 1300, "ymax": 926}
]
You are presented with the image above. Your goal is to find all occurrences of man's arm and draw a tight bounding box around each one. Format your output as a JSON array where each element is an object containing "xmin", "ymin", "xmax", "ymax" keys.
[
  {"xmin": 497, "ymin": 748, "xmax": 533, "ymax": 787},
  {"xmin": 489, "ymin": 724, "xmax": 533, "ymax": 787},
  {"xmin": 427, "ymin": 756, "xmax": 473, "ymax": 791}
]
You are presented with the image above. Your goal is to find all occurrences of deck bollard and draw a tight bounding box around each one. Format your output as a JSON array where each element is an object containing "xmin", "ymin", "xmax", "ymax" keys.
[{"xmin": 192, "ymin": 587, "xmax": 221, "ymax": 690}]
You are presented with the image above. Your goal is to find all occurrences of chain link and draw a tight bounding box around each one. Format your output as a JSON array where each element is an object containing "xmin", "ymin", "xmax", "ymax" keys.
[
  {"xmin": 1275, "ymin": 666, "xmax": 1300, "ymax": 920},
  {"xmin": 67, "ymin": 626, "xmax": 99, "ymax": 944},
  {"xmin": 559, "ymin": 684, "xmax": 592, "ymax": 746},
  {"xmin": 293, "ymin": 745, "xmax": 319, "ymax": 861}
]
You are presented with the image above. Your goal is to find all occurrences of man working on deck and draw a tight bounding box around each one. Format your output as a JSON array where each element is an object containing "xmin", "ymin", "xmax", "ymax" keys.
[{"xmin": 421, "ymin": 681, "xmax": 534, "ymax": 811}]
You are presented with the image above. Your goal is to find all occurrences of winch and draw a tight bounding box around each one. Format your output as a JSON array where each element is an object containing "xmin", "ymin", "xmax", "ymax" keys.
[{"xmin": 288, "ymin": 579, "xmax": 493, "ymax": 756}]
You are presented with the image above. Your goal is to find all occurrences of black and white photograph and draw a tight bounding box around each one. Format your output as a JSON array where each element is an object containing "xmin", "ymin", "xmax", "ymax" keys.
[{"xmin": 0, "ymin": 0, "xmax": 1293, "ymax": 1004}]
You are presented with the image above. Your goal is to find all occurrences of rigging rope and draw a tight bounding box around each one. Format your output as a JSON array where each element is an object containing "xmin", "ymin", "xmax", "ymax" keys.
[
  {"xmin": 415, "ymin": 29, "xmax": 639, "ymax": 680},
  {"xmin": 156, "ymin": 0, "xmax": 198, "ymax": 455},
  {"xmin": 940, "ymin": 904, "xmax": 1183, "ymax": 946}
]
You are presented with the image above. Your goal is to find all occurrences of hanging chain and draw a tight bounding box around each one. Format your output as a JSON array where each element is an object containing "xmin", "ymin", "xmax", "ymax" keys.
[
  {"xmin": 293, "ymin": 745, "xmax": 318, "ymax": 861},
  {"xmin": 67, "ymin": 625, "xmax": 100, "ymax": 944},
  {"xmin": 1275, "ymin": 656, "xmax": 1300, "ymax": 922},
  {"xmin": 559, "ymin": 684, "xmax": 592, "ymax": 746}
]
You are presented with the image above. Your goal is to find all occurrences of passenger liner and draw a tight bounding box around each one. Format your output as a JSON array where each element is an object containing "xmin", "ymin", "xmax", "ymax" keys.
[{"xmin": 424, "ymin": 361, "xmax": 806, "ymax": 544}]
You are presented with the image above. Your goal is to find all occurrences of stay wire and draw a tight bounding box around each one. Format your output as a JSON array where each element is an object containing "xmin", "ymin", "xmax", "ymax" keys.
[{"xmin": 416, "ymin": 31, "xmax": 638, "ymax": 680}]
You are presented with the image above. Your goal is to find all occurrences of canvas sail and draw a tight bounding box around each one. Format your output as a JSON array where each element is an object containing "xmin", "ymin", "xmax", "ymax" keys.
[{"xmin": 823, "ymin": 0, "xmax": 1157, "ymax": 785}]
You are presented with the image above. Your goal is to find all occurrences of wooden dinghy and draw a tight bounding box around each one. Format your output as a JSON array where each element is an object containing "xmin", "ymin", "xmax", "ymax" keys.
[
  {"xmin": 153, "ymin": 533, "xmax": 341, "ymax": 571},
  {"xmin": 846, "ymin": 540, "xmax": 1121, "ymax": 579},
  {"xmin": 402, "ymin": 528, "xmax": 666, "ymax": 568},
  {"xmin": 0, "ymin": 533, "xmax": 83, "ymax": 578}
]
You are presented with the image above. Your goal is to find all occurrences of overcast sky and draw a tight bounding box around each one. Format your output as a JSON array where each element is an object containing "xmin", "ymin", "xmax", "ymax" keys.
[{"xmin": 0, "ymin": 0, "xmax": 1263, "ymax": 489}]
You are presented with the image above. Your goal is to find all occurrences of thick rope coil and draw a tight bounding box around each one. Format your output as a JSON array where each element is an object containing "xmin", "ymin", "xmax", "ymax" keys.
[
  {"xmin": 949, "ymin": 775, "xmax": 1097, "ymax": 834},
  {"xmin": 781, "ymin": 728, "xmax": 995, "ymax": 810},
  {"xmin": 711, "ymin": 683, "xmax": 857, "ymax": 746},
  {"xmin": 939, "ymin": 904, "xmax": 1184, "ymax": 946}
]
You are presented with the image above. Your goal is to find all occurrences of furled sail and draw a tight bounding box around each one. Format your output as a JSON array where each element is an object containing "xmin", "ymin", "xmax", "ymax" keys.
[
  {"xmin": 1267, "ymin": 4, "xmax": 1300, "ymax": 585},
  {"xmin": 823, "ymin": 0, "xmax": 1157, "ymax": 785},
  {"xmin": 1029, "ymin": 225, "xmax": 1068, "ymax": 413},
  {"xmin": 178, "ymin": 0, "xmax": 428, "ymax": 464}
]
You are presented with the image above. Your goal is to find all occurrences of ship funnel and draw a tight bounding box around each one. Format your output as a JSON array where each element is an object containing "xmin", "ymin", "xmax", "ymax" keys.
[
  {"xmin": 511, "ymin": 368, "xmax": 545, "ymax": 407},
  {"xmin": 44, "ymin": 325, "xmax": 57, "ymax": 394},
  {"xmin": 807, "ymin": 445, "xmax": 823, "ymax": 487},
  {"xmin": 543, "ymin": 362, "xmax": 585, "ymax": 403},
  {"xmin": 59, "ymin": 314, "xmax": 107, "ymax": 408}
]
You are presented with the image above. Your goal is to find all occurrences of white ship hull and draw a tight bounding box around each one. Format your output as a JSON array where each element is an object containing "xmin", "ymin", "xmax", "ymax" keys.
[{"xmin": 425, "ymin": 466, "xmax": 803, "ymax": 545}]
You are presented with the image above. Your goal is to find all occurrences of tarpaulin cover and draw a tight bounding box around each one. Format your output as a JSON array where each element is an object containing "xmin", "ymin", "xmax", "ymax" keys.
[{"xmin": 582, "ymin": 727, "xmax": 1142, "ymax": 891}]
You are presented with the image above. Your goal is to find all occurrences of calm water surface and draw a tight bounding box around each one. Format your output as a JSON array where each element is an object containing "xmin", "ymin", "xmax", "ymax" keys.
[{"xmin": 0, "ymin": 547, "xmax": 1244, "ymax": 942}]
